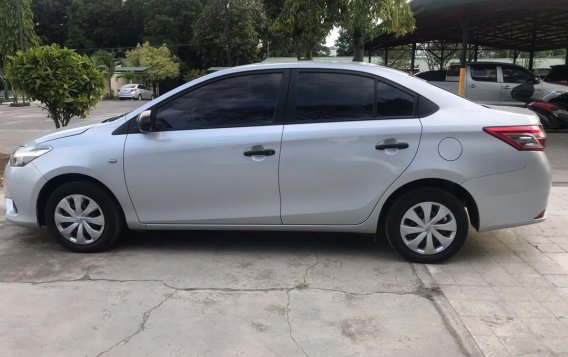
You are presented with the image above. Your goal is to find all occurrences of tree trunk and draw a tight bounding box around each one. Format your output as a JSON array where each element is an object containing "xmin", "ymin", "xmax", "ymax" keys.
[
  {"xmin": 352, "ymin": 27, "xmax": 365, "ymax": 62},
  {"xmin": 223, "ymin": 0, "xmax": 232, "ymax": 66},
  {"xmin": 107, "ymin": 75, "xmax": 112, "ymax": 98},
  {"xmin": 294, "ymin": 41, "xmax": 301, "ymax": 60}
]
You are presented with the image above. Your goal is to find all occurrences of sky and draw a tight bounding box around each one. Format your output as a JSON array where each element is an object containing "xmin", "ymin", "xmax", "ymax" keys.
[{"xmin": 325, "ymin": 27, "xmax": 340, "ymax": 48}]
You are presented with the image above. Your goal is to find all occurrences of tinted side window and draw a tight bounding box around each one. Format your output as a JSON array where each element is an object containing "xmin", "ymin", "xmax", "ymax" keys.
[
  {"xmin": 470, "ymin": 65, "xmax": 497, "ymax": 82},
  {"xmin": 376, "ymin": 81, "xmax": 415, "ymax": 117},
  {"xmin": 502, "ymin": 66, "xmax": 534, "ymax": 83},
  {"xmin": 446, "ymin": 65, "xmax": 460, "ymax": 77},
  {"xmin": 294, "ymin": 72, "xmax": 374, "ymax": 123},
  {"xmin": 154, "ymin": 73, "xmax": 281, "ymax": 131}
]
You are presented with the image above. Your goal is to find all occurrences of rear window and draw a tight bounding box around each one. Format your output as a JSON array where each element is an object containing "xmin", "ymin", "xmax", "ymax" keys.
[{"xmin": 470, "ymin": 64, "xmax": 497, "ymax": 82}]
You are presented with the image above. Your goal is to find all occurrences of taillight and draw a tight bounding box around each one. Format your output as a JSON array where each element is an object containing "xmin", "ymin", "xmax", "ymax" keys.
[
  {"xmin": 528, "ymin": 101, "xmax": 559, "ymax": 112},
  {"xmin": 483, "ymin": 125, "xmax": 546, "ymax": 151}
]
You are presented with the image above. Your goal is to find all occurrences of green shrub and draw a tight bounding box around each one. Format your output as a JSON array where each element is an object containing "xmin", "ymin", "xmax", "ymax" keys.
[{"xmin": 5, "ymin": 44, "xmax": 105, "ymax": 128}]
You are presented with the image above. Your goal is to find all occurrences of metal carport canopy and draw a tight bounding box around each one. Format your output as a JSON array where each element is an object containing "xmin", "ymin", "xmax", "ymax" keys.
[{"xmin": 368, "ymin": 0, "xmax": 568, "ymax": 52}]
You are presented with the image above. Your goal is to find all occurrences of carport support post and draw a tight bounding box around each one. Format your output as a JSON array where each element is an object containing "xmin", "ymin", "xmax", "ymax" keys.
[
  {"xmin": 458, "ymin": 16, "xmax": 470, "ymax": 97},
  {"xmin": 384, "ymin": 48, "xmax": 388, "ymax": 66},
  {"xmin": 565, "ymin": 49, "xmax": 568, "ymax": 65}
]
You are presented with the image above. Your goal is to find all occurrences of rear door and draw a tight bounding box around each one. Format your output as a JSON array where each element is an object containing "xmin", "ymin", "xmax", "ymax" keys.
[
  {"xmin": 465, "ymin": 64, "xmax": 501, "ymax": 105},
  {"xmin": 279, "ymin": 70, "xmax": 422, "ymax": 225}
]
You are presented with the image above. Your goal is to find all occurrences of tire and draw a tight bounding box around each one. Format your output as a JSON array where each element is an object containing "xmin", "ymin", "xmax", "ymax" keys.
[
  {"xmin": 150, "ymin": 94, "xmax": 155, "ymax": 100},
  {"xmin": 45, "ymin": 181, "xmax": 124, "ymax": 252},
  {"xmin": 385, "ymin": 187, "xmax": 469, "ymax": 263},
  {"xmin": 138, "ymin": 94, "xmax": 142, "ymax": 101}
]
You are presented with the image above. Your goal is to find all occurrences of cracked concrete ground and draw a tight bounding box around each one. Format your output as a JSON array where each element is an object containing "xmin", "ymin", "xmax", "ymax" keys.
[{"xmin": 0, "ymin": 191, "xmax": 473, "ymax": 357}]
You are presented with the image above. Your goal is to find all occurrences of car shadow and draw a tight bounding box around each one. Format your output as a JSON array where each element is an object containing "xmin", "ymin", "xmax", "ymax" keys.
[{"xmin": 113, "ymin": 229, "xmax": 403, "ymax": 260}]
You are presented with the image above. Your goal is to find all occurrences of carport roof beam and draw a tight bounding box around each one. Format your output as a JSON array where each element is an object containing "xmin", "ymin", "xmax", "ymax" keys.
[{"xmin": 367, "ymin": 0, "xmax": 568, "ymax": 53}]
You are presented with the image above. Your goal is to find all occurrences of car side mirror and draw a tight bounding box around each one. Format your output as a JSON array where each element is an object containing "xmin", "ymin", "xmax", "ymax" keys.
[
  {"xmin": 533, "ymin": 77, "xmax": 541, "ymax": 84},
  {"xmin": 136, "ymin": 110, "xmax": 153, "ymax": 133}
]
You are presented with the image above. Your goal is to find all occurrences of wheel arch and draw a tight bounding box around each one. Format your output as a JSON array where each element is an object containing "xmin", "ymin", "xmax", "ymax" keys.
[
  {"xmin": 36, "ymin": 173, "xmax": 126, "ymax": 226},
  {"xmin": 377, "ymin": 178, "xmax": 480, "ymax": 234}
]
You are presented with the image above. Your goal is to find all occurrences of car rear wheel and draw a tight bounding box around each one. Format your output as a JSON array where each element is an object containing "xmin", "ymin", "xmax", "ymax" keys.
[
  {"xmin": 385, "ymin": 188, "xmax": 468, "ymax": 263},
  {"xmin": 45, "ymin": 182, "xmax": 123, "ymax": 252}
]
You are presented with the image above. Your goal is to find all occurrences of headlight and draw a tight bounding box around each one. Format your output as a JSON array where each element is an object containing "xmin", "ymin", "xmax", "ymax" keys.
[{"xmin": 10, "ymin": 146, "xmax": 52, "ymax": 167}]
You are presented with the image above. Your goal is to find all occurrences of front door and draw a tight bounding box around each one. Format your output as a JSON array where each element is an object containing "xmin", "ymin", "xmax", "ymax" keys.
[
  {"xmin": 124, "ymin": 72, "xmax": 286, "ymax": 224},
  {"xmin": 499, "ymin": 64, "xmax": 542, "ymax": 106},
  {"xmin": 279, "ymin": 71, "xmax": 422, "ymax": 225},
  {"xmin": 465, "ymin": 64, "xmax": 501, "ymax": 105}
]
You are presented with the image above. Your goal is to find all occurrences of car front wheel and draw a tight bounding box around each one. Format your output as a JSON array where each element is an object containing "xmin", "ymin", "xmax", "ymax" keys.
[
  {"xmin": 45, "ymin": 182, "xmax": 123, "ymax": 252},
  {"xmin": 385, "ymin": 188, "xmax": 468, "ymax": 263}
]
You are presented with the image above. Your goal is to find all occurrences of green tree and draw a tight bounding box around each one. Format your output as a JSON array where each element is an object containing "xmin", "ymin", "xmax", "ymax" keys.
[
  {"xmin": 66, "ymin": 0, "xmax": 144, "ymax": 52},
  {"xmin": 335, "ymin": 27, "xmax": 352, "ymax": 56},
  {"xmin": 5, "ymin": 44, "xmax": 105, "ymax": 128},
  {"xmin": 92, "ymin": 50, "xmax": 117, "ymax": 98},
  {"xmin": 193, "ymin": 0, "xmax": 265, "ymax": 67},
  {"xmin": 124, "ymin": 42, "xmax": 180, "ymax": 95},
  {"xmin": 31, "ymin": 0, "xmax": 72, "ymax": 46},
  {"xmin": 273, "ymin": 0, "xmax": 337, "ymax": 60},
  {"xmin": 337, "ymin": 0, "xmax": 415, "ymax": 62},
  {"xmin": 0, "ymin": 0, "xmax": 39, "ymax": 66}
]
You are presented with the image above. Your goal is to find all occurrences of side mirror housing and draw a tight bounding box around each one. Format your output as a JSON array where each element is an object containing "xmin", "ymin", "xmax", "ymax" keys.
[
  {"xmin": 533, "ymin": 77, "xmax": 541, "ymax": 84},
  {"xmin": 136, "ymin": 110, "xmax": 153, "ymax": 133}
]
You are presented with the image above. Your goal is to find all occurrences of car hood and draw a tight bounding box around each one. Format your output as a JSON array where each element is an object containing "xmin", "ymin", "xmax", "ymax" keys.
[{"xmin": 24, "ymin": 123, "xmax": 97, "ymax": 147}]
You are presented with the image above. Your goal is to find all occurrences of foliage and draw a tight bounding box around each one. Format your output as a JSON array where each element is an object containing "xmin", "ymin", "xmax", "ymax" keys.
[
  {"xmin": 5, "ymin": 45, "xmax": 105, "ymax": 128},
  {"xmin": 143, "ymin": 0, "xmax": 205, "ymax": 67},
  {"xmin": 66, "ymin": 0, "xmax": 144, "ymax": 52},
  {"xmin": 92, "ymin": 50, "xmax": 117, "ymax": 98},
  {"xmin": 31, "ymin": 0, "xmax": 72, "ymax": 46},
  {"xmin": 335, "ymin": 28, "xmax": 352, "ymax": 56},
  {"xmin": 193, "ymin": 0, "xmax": 265, "ymax": 67},
  {"xmin": 0, "ymin": 0, "xmax": 39, "ymax": 67},
  {"xmin": 272, "ymin": 0, "xmax": 337, "ymax": 60},
  {"xmin": 336, "ymin": 0, "xmax": 415, "ymax": 61},
  {"xmin": 124, "ymin": 42, "xmax": 180, "ymax": 92},
  {"xmin": 183, "ymin": 69, "xmax": 207, "ymax": 82}
]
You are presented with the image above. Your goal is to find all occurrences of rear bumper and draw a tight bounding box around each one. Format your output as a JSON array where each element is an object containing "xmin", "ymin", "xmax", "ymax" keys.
[
  {"xmin": 462, "ymin": 152, "xmax": 551, "ymax": 232},
  {"xmin": 3, "ymin": 162, "xmax": 46, "ymax": 227}
]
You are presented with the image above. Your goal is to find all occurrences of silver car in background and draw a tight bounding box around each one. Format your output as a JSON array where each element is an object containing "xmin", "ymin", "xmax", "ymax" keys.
[
  {"xmin": 118, "ymin": 83, "xmax": 154, "ymax": 100},
  {"xmin": 4, "ymin": 62, "xmax": 551, "ymax": 263}
]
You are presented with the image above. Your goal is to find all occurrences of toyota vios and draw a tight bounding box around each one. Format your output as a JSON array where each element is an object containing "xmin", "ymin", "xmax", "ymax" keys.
[{"xmin": 3, "ymin": 62, "xmax": 551, "ymax": 263}]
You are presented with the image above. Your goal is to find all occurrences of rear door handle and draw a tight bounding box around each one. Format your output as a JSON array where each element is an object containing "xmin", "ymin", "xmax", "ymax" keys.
[
  {"xmin": 375, "ymin": 143, "xmax": 409, "ymax": 150},
  {"xmin": 243, "ymin": 149, "xmax": 275, "ymax": 157},
  {"xmin": 503, "ymin": 85, "xmax": 511, "ymax": 89}
]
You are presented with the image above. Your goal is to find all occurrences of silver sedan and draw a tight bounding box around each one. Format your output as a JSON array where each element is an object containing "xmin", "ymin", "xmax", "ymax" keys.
[
  {"xmin": 117, "ymin": 84, "xmax": 154, "ymax": 100},
  {"xmin": 4, "ymin": 62, "xmax": 551, "ymax": 263}
]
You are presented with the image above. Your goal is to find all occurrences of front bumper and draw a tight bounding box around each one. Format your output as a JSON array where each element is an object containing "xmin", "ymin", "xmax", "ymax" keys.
[
  {"xmin": 3, "ymin": 162, "xmax": 47, "ymax": 227},
  {"xmin": 462, "ymin": 152, "xmax": 551, "ymax": 232}
]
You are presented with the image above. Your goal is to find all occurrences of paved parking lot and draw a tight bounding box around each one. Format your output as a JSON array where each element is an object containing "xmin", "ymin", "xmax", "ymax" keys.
[{"xmin": 1, "ymin": 101, "xmax": 568, "ymax": 356}]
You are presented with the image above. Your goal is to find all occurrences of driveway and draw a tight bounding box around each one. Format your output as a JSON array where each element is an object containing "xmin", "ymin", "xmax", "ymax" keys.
[{"xmin": 1, "ymin": 101, "xmax": 568, "ymax": 356}]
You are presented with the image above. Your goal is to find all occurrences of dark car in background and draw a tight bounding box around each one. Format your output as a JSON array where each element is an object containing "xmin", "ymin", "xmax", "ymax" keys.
[{"xmin": 544, "ymin": 65, "xmax": 568, "ymax": 85}]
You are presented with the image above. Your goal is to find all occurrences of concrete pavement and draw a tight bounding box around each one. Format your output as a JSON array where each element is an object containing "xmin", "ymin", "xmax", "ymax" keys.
[
  {"xmin": 0, "ymin": 190, "xmax": 472, "ymax": 356},
  {"xmin": 0, "ymin": 100, "xmax": 143, "ymax": 153}
]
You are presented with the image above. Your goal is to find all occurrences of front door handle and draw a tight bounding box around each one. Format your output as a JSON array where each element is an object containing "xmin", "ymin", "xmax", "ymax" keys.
[
  {"xmin": 375, "ymin": 143, "xmax": 409, "ymax": 150},
  {"xmin": 243, "ymin": 149, "xmax": 275, "ymax": 157},
  {"xmin": 503, "ymin": 85, "xmax": 511, "ymax": 89}
]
